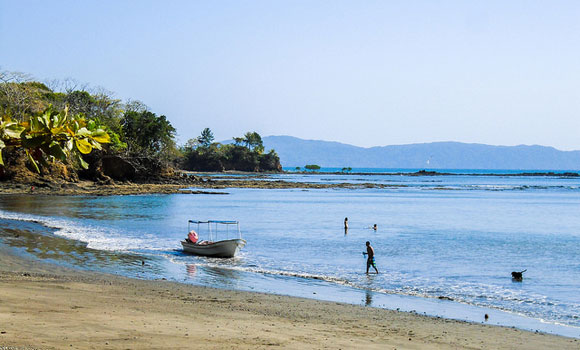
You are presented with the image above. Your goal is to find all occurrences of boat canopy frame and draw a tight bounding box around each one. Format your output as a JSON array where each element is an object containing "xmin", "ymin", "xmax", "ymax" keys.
[{"xmin": 188, "ymin": 220, "xmax": 242, "ymax": 241}]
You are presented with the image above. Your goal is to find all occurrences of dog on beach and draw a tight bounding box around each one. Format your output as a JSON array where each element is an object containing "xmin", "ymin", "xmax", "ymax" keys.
[{"xmin": 511, "ymin": 269, "xmax": 527, "ymax": 281}]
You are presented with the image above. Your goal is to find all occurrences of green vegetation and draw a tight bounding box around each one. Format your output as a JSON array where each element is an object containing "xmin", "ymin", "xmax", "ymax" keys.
[
  {"xmin": 341, "ymin": 167, "xmax": 352, "ymax": 173},
  {"xmin": 304, "ymin": 164, "xmax": 321, "ymax": 171},
  {"xmin": 181, "ymin": 129, "xmax": 281, "ymax": 172},
  {"xmin": 121, "ymin": 110, "xmax": 176, "ymax": 158},
  {"xmin": 0, "ymin": 108, "xmax": 110, "ymax": 172},
  {"xmin": 0, "ymin": 70, "xmax": 282, "ymax": 181},
  {"xmin": 198, "ymin": 127, "xmax": 214, "ymax": 147}
]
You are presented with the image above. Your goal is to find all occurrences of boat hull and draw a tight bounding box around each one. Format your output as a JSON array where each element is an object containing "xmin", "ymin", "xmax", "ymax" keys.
[{"xmin": 181, "ymin": 239, "xmax": 246, "ymax": 258}]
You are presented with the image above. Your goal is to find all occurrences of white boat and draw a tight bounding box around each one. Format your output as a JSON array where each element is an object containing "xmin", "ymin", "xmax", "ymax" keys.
[{"xmin": 181, "ymin": 220, "xmax": 246, "ymax": 258}]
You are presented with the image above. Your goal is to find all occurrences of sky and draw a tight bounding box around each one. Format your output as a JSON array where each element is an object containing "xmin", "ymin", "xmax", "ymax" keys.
[{"xmin": 1, "ymin": 0, "xmax": 579, "ymax": 150}]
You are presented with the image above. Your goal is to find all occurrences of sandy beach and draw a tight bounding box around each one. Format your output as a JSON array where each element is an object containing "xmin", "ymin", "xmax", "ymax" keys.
[{"xmin": 0, "ymin": 247, "xmax": 578, "ymax": 350}]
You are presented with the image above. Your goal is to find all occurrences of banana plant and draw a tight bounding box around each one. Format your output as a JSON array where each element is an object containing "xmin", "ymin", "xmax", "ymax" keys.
[
  {"xmin": 1, "ymin": 107, "xmax": 111, "ymax": 172},
  {"xmin": 0, "ymin": 115, "xmax": 25, "ymax": 166}
]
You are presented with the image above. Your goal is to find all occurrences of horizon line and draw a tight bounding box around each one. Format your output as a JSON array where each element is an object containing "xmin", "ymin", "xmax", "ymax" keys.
[{"xmin": 263, "ymin": 135, "xmax": 580, "ymax": 153}]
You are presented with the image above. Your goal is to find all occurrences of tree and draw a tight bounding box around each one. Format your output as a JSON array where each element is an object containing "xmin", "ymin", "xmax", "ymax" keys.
[
  {"xmin": 120, "ymin": 110, "xmax": 176, "ymax": 156},
  {"xmin": 181, "ymin": 130, "xmax": 281, "ymax": 172},
  {"xmin": 232, "ymin": 136, "xmax": 244, "ymax": 146},
  {"xmin": 125, "ymin": 99, "xmax": 148, "ymax": 113},
  {"xmin": 305, "ymin": 164, "xmax": 321, "ymax": 171},
  {"xmin": 183, "ymin": 138, "xmax": 199, "ymax": 151},
  {"xmin": 259, "ymin": 149, "xmax": 281, "ymax": 171},
  {"xmin": 243, "ymin": 131, "xmax": 264, "ymax": 153},
  {"xmin": 0, "ymin": 71, "xmax": 51, "ymax": 119},
  {"xmin": 60, "ymin": 89, "xmax": 122, "ymax": 125},
  {"xmin": 198, "ymin": 128, "xmax": 214, "ymax": 148}
]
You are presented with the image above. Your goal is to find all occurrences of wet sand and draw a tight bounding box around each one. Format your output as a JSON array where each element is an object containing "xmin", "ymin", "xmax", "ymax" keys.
[
  {"xmin": 1, "ymin": 179, "xmax": 579, "ymax": 349},
  {"xmin": 0, "ymin": 247, "xmax": 578, "ymax": 350}
]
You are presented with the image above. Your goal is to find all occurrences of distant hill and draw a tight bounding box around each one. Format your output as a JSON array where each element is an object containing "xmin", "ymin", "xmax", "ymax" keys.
[{"xmin": 261, "ymin": 136, "xmax": 580, "ymax": 170}]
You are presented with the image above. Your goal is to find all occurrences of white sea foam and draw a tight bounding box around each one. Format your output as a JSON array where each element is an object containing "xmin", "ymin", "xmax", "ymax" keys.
[
  {"xmin": 0, "ymin": 209, "xmax": 163, "ymax": 252},
  {"xmin": 177, "ymin": 258, "xmax": 580, "ymax": 327}
]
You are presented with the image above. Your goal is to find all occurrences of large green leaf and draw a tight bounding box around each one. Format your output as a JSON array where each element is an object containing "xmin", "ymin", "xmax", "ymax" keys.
[
  {"xmin": 56, "ymin": 113, "xmax": 67, "ymax": 128},
  {"xmin": 65, "ymin": 139, "xmax": 73, "ymax": 151},
  {"xmin": 3, "ymin": 123, "xmax": 25, "ymax": 138},
  {"xmin": 38, "ymin": 152, "xmax": 50, "ymax": 169},
  {"xmin": 50, "ymin": 127, "xmax": 66, "ymax": 135},
  {"xmin": 22, "ymin": 135, "xmax": 50, "ymax": 149},
  {"xmin": 76, "ymin": 127, "xmax": 92, "ymax": 137},
  {"xmin": 76, "ymin": 154, "xmax": 89, "ymax": 170},
  {"xmin": 25, "ymin": 150, "xmax": 40, "ymax": 173},
  {"xmin": 75, "ymin": 138, "xmax": 92, "ymax": 154},
  {"xmin": 30, "ymin": 116, "xmax": 43, "ymax": 132},
  {"xmin": 88, "ymin": 138, "xmax": 102, "ymax": 151},
  {"xmin": 2, "ymin": 107, "xmax": 112, "ymax": 172},
  {"xmin": 70, "ymin": 120, "xmax": 79, "ymax": 132},
  {"xmin": 40, "ymin": 112, "xmax": 51, "ymax": 129},
  {"xmin": 91, "ymin": 130, "xmax": 111, "ymax": 143},
  {"xmin": 49, "ymin": 142, "xmax": 67, "ymax": 162},
  {"xmin": 0, "ymin": 139, "xmax": 5, "ymax": 166}
]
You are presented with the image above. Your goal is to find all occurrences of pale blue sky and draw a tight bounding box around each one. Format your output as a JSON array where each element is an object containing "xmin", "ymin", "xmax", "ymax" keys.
[{"xmin": 1, "ymin": 1, "xmax": 579, "ymax": 149}]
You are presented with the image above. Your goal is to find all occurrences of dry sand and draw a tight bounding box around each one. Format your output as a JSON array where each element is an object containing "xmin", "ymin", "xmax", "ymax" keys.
[{"xmin": 0, "ymin": 248, "xmax": 578, "ymax": 350}]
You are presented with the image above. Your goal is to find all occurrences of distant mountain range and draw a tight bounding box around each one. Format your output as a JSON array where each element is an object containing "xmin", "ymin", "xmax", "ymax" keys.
[{"xmin": 261, "ymin": 136, "xmax": 580, "ymax": 170}]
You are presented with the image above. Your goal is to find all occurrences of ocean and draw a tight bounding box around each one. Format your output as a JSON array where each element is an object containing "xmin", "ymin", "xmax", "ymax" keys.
[{"xmin": 0, "ymin": 171, "xmax": 579, "ymax": 337}]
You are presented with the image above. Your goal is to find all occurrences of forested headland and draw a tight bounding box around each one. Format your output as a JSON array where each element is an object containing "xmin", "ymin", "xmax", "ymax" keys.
[{"xmin": 0, "ymin": 70, "xmax": 281, "ymax": 185}]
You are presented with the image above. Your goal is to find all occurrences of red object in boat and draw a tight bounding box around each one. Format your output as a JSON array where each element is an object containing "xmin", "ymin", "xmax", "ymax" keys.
[{"xmin": 188, "ymin": 230, "xmax": 198, "ymax": 244}]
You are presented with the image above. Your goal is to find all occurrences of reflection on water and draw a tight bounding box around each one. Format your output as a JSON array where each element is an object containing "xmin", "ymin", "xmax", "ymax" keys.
[
  {"xmin": 0, "ymin": 195, "xmax": 155, "ymax": 221},
  {"xmin": 0, "ymin": 218, "xmax": 161, "ymax": 276},
  {"xmin": 204, "ymin": 264, "xmax": 241, "ymax": 281},
  {"xmin": 186, "ymin": 264, "xmax": 197, "ymax": 277},
  {"xmin": 365, "ymin": 290, "xmax": 373, "ymax": 306},
  {"xmin": 183, "ymin": 259, "xmax": 243, "ymax": 288},
  {"xmin": 2, "ymin": 182, "xmax": 580, "ymax": 336}
]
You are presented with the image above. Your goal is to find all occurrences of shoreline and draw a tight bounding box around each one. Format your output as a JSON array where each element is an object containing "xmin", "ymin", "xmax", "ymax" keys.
[
  {"xmin": 1, "ymin": 213, "xmax": 579, "ymax": 339},
  {"xmin": 1, "ymin": 177, "xmax": 579, "ymax": 348},
  {"xmin": 0, "ymin": 245, "xmax": 579, "ymax": 349},
  {"xmin": 1, "ymin": 167, "xmax": 578, "ymax": 196},
  {"xmin": 0, "ymin": 179, "xmax": 409, "ymax": 196}
]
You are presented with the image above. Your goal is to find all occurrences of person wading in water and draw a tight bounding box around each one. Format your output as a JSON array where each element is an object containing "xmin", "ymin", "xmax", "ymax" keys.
[{"xmin": 363, "ymin": 241, "xmax": 379, "ymax": 274}]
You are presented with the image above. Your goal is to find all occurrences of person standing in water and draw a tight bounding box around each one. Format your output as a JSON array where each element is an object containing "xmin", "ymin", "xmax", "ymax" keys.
[
  {"xmin": 363, "ymin": 241, "xmax": 379, "ymax": 274},
  {"xmin": 344, "ymin": 217, "xmax": 349, "ymax": 229}
]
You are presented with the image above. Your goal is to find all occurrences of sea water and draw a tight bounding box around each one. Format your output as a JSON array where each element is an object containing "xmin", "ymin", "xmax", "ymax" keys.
[{"xmin": 0, "ymin": 173, "xmax": 579, "ymax": 337}]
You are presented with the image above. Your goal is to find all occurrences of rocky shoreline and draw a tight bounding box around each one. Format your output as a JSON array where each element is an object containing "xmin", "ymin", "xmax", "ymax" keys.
[
  {"xmin": 1, "ymin": 168, "xmax": 578, "ymax": 196},
  {"xmin": 0, "ymin": 176, "xmax": 406, "ymax": 196},
  {"xmin": 0, "ymin": 181, "xmax": 232, "ymax": 196}
]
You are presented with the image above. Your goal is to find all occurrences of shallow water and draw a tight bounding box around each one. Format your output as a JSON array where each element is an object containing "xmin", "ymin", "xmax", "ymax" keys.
[{"xmin": 0, "ymin": 173, "xmax": 579, "ymax": 337}]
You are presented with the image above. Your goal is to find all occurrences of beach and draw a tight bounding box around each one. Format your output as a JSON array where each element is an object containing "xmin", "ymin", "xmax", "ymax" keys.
[
  {"xmin": 1, "ymin": 249, "xmax": 578, "ymax": 350},
  {"xmin": 1, "ymin": 172, "xmax": 579, "ymax": 349},
  {"xmin": 3, "ymin": 0, "xmax": 580, "ymax": 346}
]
